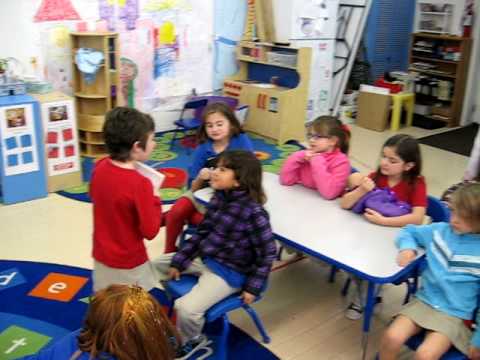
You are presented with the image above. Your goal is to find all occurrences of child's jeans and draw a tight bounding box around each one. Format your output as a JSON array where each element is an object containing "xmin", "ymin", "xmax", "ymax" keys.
[{"xmin": 153, "ymin": 254, "xmax": 240, "ymax": 342}]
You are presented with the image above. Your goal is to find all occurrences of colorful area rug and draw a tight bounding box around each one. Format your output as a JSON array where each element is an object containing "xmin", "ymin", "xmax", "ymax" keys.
[
  {"xmin": 58, "ymin": 131, "xmax": 302, "ymax": 204},
  {"xmin": 0, "ymin": 260, "xmax": 279, "ymax": 359}
]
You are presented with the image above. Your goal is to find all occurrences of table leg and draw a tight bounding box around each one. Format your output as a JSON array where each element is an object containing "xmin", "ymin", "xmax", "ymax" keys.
[
  {"xmin": 361, "ymin": 281, "xmax": 376, "ymax": 360},
  {"xmin": 390, "ymin": 96, "xmax": 401, "ymax": 131}
]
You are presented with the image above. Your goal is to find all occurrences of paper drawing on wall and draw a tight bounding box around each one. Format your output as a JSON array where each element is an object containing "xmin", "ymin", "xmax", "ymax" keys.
[
  {"xmin": 143, "ymin": 0, "xmax": 190, "ymax": 12},
  {"xmin": 99, "ymin": 0, "xmax": 140, "ymax": 31},
  {"xmin": 120, "ymin": 58, "xmax": 138, "ymax": 107},
  {"xmin": 34, "ymin": 0, "xmax": 81, "ymax": 22},
  {"xmin": 41, "ymin": 25, "xmax": 74, "ymax": 94},
  {"xmin": 154, "ymin": 21, "xmax": 178, "ymax": 79}
]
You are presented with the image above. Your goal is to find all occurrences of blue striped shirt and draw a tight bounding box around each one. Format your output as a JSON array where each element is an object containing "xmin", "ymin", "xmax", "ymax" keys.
[{"xmin": 396, "ymin": 222, "xmax": 480, "ymax": 346}]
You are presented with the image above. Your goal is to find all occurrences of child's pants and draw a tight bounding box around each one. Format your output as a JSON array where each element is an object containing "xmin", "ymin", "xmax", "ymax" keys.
[
  {"xmin": 154, "ymin": 253, "xmax": 240, "ymax": 342},
  {"xmin": 165, "ymin": 196, "xmax": 204, "ymax": 253}
]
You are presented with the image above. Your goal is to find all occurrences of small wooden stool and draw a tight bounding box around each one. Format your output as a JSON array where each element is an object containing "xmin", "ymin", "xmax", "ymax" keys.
[{"xmin": 390, "ymin": 93, "xmax": 415, "ymax": 131}]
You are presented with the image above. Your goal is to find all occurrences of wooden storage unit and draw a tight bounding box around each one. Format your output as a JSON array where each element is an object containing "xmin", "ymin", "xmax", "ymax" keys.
[
  {"xmin": 408, "ymin": 33, "xmax": 471, "ymax": 127},
  {"xmin": 71, "ymin": 32, "xmax": 120, "ymax": 157},
  {"xmin": 224, "ymin": 41, "xmax": 312, "ymax": 144}
]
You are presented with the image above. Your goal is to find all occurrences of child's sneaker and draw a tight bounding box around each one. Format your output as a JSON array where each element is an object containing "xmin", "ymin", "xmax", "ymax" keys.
[
  {"xmin": 345, "ymin": 302, "xmax": 363, "ymax": 320},
  {"xmin": 175, "ymin": 335, "xmax": 210, "ymax": 360}
]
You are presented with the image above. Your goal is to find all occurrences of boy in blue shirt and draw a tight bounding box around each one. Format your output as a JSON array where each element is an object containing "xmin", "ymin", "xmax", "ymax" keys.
[{"xmin": 379, "ymin": 183, "xmax": 480, "ymax": 359}]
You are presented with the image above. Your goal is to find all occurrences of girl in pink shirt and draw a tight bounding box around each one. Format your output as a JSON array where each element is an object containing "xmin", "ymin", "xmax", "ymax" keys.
[{"xmin": 279, "ymin": 116, "xmax": 351, "ymax": 200}]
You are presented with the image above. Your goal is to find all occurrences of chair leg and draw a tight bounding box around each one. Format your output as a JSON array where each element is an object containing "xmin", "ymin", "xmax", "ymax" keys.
[
  {"xmin": 169, "ymin": 127, "xmax": 179, "ymax": 150},
  {"xmin": 214, "ymin": 315, "xmax": 230, "ymax": 360},
  {"xmin": 341, "ymin": 277, "xmax": 351, "ymax": 297},
  {"xmin": 328, "ymin": 266, "xmax": 337, "ymax": 283},
  {"xmin": 243, "ymin": 304, "xmax": 271, "ymax": 343}
]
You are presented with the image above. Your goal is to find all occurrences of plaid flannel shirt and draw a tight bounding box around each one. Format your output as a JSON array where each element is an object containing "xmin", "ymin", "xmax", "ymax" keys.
[{"xmin": 171, "ymin": 190, "xmax": 276, "ymax": 295}]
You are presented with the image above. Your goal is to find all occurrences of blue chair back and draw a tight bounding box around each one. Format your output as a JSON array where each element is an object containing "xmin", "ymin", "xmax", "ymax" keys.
[
  {"xmin": 426, "ymin": 195, "xmax": 450, "ymax": 222},
  {"xmin": 184, "ymin": 98, "xmax": 208, "ymax": 111}
]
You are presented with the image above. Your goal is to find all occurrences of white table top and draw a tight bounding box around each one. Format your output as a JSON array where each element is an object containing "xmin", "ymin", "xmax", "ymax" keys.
[{"xmin": 195, "ymin": 172, "xmax": 411, "ymax": 282}]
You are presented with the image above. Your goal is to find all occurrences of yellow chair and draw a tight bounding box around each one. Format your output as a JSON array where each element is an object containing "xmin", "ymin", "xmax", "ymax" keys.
[{"xmin": 390, "ymin": 93, "xmax": 415, "ymax": 131}]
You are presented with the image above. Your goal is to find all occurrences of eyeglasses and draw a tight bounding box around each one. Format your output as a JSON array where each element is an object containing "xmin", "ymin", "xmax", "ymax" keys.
[{"xmin": 306, "ymin": 133, "xmax": 330, "ymax": 140}]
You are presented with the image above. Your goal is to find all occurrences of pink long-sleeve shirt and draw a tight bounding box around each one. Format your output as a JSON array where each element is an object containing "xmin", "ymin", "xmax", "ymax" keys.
[{"xmin": 279, "ymin": 149, "xmax": 351, "ymax": 200}]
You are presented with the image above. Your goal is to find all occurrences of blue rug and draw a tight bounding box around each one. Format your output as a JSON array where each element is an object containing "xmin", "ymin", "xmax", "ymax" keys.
[
  {"xmin": 0, "ymin": 260, "xmax": 279, "ymax": 359},
  {"xmin": 57, "ymin": 131, "xmax": 302, "ymax": 204}
]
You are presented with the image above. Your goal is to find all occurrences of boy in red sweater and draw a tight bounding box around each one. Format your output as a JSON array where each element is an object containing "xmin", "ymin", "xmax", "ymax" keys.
[{"xmin": 90, "ymin": 107, "xmax": 162, "ymax": 292}]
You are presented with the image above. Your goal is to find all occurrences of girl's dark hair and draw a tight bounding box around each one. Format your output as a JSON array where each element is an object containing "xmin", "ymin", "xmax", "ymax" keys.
[
  {"xmin": 197, "ymin": 102, "xmax": 242, "ymax": 143},
  {"xmin": 78, "ymin": 284, "xmax": 180, "ymax": 360},
  {"xmin": 103, "ymin": 107, "xmax": 155, "ymax": 161},
  {"xmin": 216, "ymin": 150, "xmax": 266, "ymax": 204},
  {"xmin": 309, "ymin": 116, "xmax": 350, "ymax": 153},
  {"xmin": 376, "ymin": 134, "xmax": 422, "ymax": 184}
]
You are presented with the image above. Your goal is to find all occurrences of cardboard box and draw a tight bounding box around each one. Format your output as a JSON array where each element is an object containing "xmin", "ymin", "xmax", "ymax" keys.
[{"xmin": 356, "ymin": 91, "xmax": 391, "ymax": 131}]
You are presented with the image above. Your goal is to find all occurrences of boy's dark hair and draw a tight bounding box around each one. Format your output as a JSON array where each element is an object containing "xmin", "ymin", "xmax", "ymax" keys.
[
  {"xmin": 103, "ymin": 107, "xmax": 155, "ymax": 161},
  {"xmin": 375, "ymin": 134, "xmax": 422, "ymax": 185},
  {"xmin": 309, "ymin": 115, "xmax": 350, "ymax": 154},
  {"xmin": 197, "ymin": 102, "xmax": 242, "ymax": 144},
  {"xmin": 216, "ymin": 150, "xmax": 266, "ymax": 204},
  {"xmin": 450, "ymin": 183, "xmax": 480, "ymax": 233}
]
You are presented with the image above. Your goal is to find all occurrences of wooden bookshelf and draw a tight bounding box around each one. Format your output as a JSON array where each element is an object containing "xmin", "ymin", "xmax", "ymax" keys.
[
  {"xmin": 71, "ymin": 32, "xmax": 120, "ymax": 157},
  {"xmin": 409, "ymin": 33, "xmax": 471, "ymax": 127}
]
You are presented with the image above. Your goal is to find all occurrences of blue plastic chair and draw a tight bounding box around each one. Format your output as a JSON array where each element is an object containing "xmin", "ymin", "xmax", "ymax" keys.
[
  {"xmin": 164, "ymin": 275, "xmax": 270, "ymax": 360},
  {"xmin": 404, "ymin": 331, "xmax": 469, "ymax": 359},
  {"xmin": 169, "ymin": 98, "xmax": 208, "ymax": 152}
]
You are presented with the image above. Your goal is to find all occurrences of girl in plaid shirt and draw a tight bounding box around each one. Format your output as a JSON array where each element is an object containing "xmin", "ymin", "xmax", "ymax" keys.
[{"xmin": 154, "ymin": 150, "xmax": 276, "ymax": 357}]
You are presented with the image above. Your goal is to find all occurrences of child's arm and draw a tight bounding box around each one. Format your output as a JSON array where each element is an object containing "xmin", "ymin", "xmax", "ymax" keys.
[
  {"xmin": 279, "ymin": 150, "xmax": 307, "ymax": 185},
  {"xmin": 364, "ymin": 206, "xmax": 426, "ymax": 227},
  {"xmin": 340, "ymin": 174, "xmax": 375, "ymax": 209},
  {"xmin": 236, "ymin": 133, "xmax": 254, "ymax": 152},
  {"xmin": 189, "ymin": 144, "xmax": 208, "ymax": 183},
  {"xmin": 310, "ymin": 155, "xmax": 351, "ymax": 199},
  {"xmin": 395, "ymin": 223, "xmax": 435, "ymax": 266},
  {"xmin": 244, "ymin": 209, "xmax": 277, "ymax": 297},
  {"xmin": 135, "ymin": 179, "xmax": 162, "ymax": 240}
]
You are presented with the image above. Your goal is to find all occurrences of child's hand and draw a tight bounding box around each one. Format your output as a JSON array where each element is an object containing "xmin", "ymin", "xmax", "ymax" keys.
[
  {"xmin": 240, "ymin": 291, "xmax": 256, "ymax": 304},
  {"xmin": 364, "ymin": 208, "xmax": 386, "ymax": 225},
  {"xmin": 469, "ymin": 346, "xmax": 480, "ymax": 360},
  {"xmin": 304, "ymin": 150, "xmax": 315, "ymax": 161},
  {"xmin": 397, "ymin": 250, "xmax": 416, "ymax": 267},
  {"xmin": 168, "ymin": 267, "xmax": 181, "ymax": 281},
  {"xmin": 198, "ymin": 168, "xmax": 212, "ymax": 181},
  {"xmin": 359, "ymin": 177, "xmax": 375, "ymax": 192}
]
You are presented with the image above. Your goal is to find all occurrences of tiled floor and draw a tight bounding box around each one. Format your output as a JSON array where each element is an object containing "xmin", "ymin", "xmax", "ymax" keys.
[{"xmin": 1, "ymin": 124, "xmax": 470, "ymax": 359}]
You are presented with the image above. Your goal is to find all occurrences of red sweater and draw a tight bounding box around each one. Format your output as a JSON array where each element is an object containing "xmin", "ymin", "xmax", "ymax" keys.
[{"xmin": 90, "ymin": 158, "xmax": 162, "ymax": 269}]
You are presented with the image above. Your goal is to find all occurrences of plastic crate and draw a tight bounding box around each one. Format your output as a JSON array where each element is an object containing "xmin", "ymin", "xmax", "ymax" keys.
[
  {"xmin": 266, "ymin": 51, "xmax": 297, "ymax": 67},
  {"xmin": 0, "ymin": 82, "xmax": 27, "ymax": 96}
]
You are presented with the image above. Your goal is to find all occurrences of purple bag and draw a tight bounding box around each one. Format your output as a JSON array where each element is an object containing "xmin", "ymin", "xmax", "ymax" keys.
[{"xmin": 351, "ymin": 188, "xmax": 412, "ymax": 217}]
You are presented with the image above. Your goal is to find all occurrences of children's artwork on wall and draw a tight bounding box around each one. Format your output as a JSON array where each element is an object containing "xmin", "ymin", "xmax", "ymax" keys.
[
  {"xmin": 99, "ymin": 0, "xmax": 140, "ymax": 31},
  {"xmin": 34, "ymin": 0, "xmax": 81, "ymax": 22},
  {"xmin": 40, "ymin": 24, "xmax": 75, "ymax": 95},
  {"xmin": 143, "ymin": 0, "xmax": 190, "ymax": 12},
  {"xmin": 120, "ymin": 57, "xmax": 139, "ymax": 107},
  {"xmin": 0, "ymin": 104, "xmax": 40, "ymax": 176}
]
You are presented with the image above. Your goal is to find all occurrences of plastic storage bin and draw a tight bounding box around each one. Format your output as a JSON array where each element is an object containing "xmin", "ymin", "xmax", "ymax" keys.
[{"xmin": 267, "ymin": 51, "xmax": 297, "ymax": 67}]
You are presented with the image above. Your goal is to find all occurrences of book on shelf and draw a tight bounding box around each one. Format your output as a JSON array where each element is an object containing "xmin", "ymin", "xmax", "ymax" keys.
[{"xmin": 134, "ymin": 161, "xmax": 165, "ymax": 190}]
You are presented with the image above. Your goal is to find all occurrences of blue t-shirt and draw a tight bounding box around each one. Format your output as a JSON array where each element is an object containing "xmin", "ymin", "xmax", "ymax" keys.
[{"xmin": 189, "ymin": 133, "xmax": 254, "ymax": 180}]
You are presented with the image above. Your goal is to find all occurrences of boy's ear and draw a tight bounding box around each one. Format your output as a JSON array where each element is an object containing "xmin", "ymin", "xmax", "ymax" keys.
[{"xmin": 403, "ymin": 162, "xmax": 415, "ymax": 172}]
